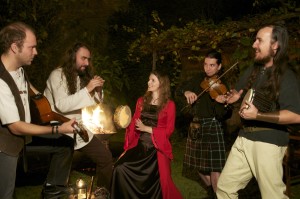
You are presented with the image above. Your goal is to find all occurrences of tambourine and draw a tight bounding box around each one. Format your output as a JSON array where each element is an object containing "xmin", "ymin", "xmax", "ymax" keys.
[{"xmin": 113, "ymin": 105, "xmax": 132, "ymax": 128}]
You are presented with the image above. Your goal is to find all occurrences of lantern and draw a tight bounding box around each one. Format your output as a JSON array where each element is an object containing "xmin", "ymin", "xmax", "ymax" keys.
[{"xmin": 76, "ymin": 178, "xmax": 87, "ymax": 199}]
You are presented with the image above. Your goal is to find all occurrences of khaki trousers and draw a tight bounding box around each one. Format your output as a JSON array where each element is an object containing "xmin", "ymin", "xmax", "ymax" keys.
[{"xmin": 217, "ymin": 136, "xmax": 288, "ymax": 199}]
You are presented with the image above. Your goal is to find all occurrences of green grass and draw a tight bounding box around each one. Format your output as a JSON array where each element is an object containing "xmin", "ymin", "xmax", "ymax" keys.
[
  {"xmin": 171, "ymin": 135, "xmax": 207, "ymax": 199},
  {"xmin": 14, "ymin": 131, "xmax": 300, "ymax": 199}
]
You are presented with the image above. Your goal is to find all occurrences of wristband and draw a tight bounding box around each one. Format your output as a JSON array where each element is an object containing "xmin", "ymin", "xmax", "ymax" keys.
[
  {"xmin": 55, "ymin": 125, "xmax": 59, "ymax": 134},
  {"xmin": 256, "ymin": 111, "xmax": 279, "ymax": 123}
]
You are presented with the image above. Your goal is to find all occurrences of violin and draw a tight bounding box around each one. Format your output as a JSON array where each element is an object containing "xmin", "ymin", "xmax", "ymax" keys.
[
  {"xmin": 180, "ymin": 61, "xmax": 238, "ymax": 113},
  {"xmin": 200, "ymin": 75, "xmax": 227, "ymax": 99}
]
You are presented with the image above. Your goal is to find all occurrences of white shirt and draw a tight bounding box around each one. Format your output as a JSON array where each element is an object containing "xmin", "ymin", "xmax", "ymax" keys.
[
  {"xmin": 44, "ymin": 68, "xmax": 99, "ymax": 149},
  {"xmin": 0, "ymin": 67, "xmax": 30, "ymax": 124}
]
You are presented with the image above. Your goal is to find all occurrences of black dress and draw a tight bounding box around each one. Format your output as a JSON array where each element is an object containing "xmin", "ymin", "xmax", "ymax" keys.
[{"xmin": 111, "ymin": 105, "xmax": 163, "ymax": 199}]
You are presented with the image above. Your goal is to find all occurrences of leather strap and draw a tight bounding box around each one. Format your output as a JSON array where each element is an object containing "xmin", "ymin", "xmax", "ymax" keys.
[{"xmin": 243, "ymin": 126, "xmax": 274, "ymax": 132}]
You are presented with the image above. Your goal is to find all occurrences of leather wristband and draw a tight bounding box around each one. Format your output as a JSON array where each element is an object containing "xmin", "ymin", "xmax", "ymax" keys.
[
  {"xmin": 256, "ymin": 111, "xmax": 279, "ymax": 123},
  {"xmin": 55, "ymin": 125, "xmax": 59, "ymax": 134}
]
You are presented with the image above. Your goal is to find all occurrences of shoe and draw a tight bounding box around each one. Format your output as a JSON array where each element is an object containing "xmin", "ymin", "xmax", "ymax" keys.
[
  {"xmin": 41, "ymin": 185, "xmax": 75, "ymax": 199},
  {"xmin": 94, "ymin": 187, "xmax": 110, "ymax": 199},
  {"xmin": 203, "ymin": 186, "xmax": 217, "ymax": 199}
]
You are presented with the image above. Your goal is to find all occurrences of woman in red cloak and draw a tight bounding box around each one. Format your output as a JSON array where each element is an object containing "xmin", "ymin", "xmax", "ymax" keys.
[{"xmin": 110, "ymin": 70, "xmax": 183, "ymax": 199}]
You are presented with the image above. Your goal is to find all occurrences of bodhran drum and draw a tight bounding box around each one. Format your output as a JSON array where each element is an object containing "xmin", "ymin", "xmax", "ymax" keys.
[
  {"xmin": 113, "ymin": 105, "xmax": 132, "ymax": 128},
  {"xmin": 241, "ymin": 88, "xmax": 274, "ymax": 113}
]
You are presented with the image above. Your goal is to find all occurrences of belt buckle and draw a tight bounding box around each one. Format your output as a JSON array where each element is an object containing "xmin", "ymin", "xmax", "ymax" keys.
[
  {"xmin": 190, "ymin": 122, "xmax": 201, "ymax": 129},
  {"xmin": 243, "ymin": 126, "xmax": 254, "ymax": 132},
  {"xmin": 248, "ymin": 127, "xmax": 254, "ymax": 132}
]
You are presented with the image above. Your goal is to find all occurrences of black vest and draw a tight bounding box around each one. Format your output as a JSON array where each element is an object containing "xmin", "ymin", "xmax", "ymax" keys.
[{"xmin": 0, "ymin": 61, "xmax": 28, "ymax": 156}]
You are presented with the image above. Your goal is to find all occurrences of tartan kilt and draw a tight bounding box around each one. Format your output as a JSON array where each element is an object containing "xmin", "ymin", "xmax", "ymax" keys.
[{"xmin": 182, "ymin": 117, "xmax": 226, "ymax": 180}]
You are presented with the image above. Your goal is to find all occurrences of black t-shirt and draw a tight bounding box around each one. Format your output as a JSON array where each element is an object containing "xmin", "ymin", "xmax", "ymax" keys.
[{"xmin": 236, "ymin": 65, "xmax": 300, "ymax": 146}]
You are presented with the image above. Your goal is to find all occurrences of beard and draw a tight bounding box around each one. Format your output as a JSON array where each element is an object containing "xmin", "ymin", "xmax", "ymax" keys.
[
  {"xmin": 254, "ymin": 55, "xmax": 272, "ymax": 65},
  {"xmin": 76, "ymin": 66, "xmax": 92, "ymax": 87},
  {"xmin": 254, "ymin": 48, "xmax": 275, "ymax": 65},
  {"xmin": 77, "ymin": 66, "xmax": 89, "ymax": 77}
]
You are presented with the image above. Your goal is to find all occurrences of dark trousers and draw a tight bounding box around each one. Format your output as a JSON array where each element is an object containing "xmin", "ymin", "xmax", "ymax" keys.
[
  {"xmin": 78, "ymin": 136, "xmax": 113, "ymax": 189},
  {"xmin": 27, "ymin": 134, "xmax": 74, "ymax": 185},
  {"xmin": 0, "ymin": 152, "xmax": 18, "ymax": 199},
  {"xmin": 0, "ymin": 135, "xmax": 74, "ymax": 199}
]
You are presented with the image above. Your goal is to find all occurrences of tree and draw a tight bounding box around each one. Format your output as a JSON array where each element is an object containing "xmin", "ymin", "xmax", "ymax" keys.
[{"xmin": 0, "ymin": 0, "xmax": 129, "ymax": 106}]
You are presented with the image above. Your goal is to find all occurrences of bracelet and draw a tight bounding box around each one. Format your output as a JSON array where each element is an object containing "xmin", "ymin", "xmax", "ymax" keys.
[{"xmin": 55, "ymin": 125, "xmax": 59, "ymax": 134}]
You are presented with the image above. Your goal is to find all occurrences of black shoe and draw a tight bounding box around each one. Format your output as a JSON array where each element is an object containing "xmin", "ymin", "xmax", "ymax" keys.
[
  {"xmin": 94, "ymin": 187, "xmax": 110, "ymax": 199},
  {"xmin": 41, "ymin": 185, "xmax": 75, "ymax": 199},
  {"xmin": 203, "ymin": 186, "xmax": 217, "ymax": 199}
]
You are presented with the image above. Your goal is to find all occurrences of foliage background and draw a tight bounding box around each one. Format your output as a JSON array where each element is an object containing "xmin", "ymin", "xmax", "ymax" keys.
[
  {"xmin": 0, "ymin": 0, "xmax": 299, "ymax": 122},
  {"xmin": 1, "ymin": 0, "xmax": 300, "ymax": 198},
  {"xmin": 1, "ymin": 0, "xmax": 299, "ymax": 107}
]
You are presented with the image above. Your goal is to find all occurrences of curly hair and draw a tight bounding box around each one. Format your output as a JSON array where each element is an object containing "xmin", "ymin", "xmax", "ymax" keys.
[
  {"xmin": 245, "ymin": 24, "xmax": 289, "ymax": 101},
  {"xmin": 142, "ymin": 70, "xmax": 171, "ymax": 113},
  {"xmin": 59, "ymin": 42, "xmax": 95, "ymax": 95},
  {"xmin": 0, "ymin": 21, "xmax": 35, "ymax": 54}
]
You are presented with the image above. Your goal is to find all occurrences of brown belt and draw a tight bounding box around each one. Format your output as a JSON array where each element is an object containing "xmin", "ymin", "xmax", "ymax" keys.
[{"xmin": 243, "ymin": 126, "xmax": 274, "ymax": 132}]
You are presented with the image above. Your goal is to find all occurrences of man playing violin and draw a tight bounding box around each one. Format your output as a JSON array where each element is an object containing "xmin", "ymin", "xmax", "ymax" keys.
[
  {"xmin": 217, "ymin": 24, "xmax": 300, "ymax": 199},
  {"xmin": 44, "ymin": 42, "xmax": 113, "ymax": 197},
  {"xmin": 177, "ymin": 50, "xmax": 231, "ymax": 199}
]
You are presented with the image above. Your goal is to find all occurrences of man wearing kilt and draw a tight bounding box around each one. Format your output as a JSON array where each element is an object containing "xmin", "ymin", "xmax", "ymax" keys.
[{"xmin": 177, "ymin": 50, "xmax": 232, "ymax": 199}]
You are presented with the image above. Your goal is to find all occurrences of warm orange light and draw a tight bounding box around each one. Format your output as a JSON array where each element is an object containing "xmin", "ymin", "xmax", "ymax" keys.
[{"xmin": 81, "ymin": 104, "xmax": 116, "ymax": 135}]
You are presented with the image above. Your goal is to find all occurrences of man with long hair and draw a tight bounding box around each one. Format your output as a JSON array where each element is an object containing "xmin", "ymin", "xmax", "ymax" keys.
[
  {"xmin": 217, "ymin": 24, "xmax": 300, "ymax": 198},
  {"xmin": 0, "ymin": 22, "xmax": 76, "ymax": 199},
  {"xmin": 44, "ymin": 42, "xmax": 113, "ymax": 197}
]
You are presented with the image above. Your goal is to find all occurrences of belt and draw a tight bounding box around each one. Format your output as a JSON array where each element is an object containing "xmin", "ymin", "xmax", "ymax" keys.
[
  {"xmin": 192, "ymin": 117, "xmax": 215, "ymax": 123},
  {"xmin": 243, "ymin": 126, "xmax": 274, "ymax": 132}
]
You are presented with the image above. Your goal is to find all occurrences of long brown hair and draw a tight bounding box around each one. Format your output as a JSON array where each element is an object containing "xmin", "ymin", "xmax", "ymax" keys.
[
  {"xmin": 143, "ymin": 70, "xmax": 171, "ymax": 113},
  {"xmin": 59, "ymin": 42, "xmax": 95, "ymax": 94},
  {"xmin": 246, "ymin": 24, "xmax": 289, "ymax": 101}
]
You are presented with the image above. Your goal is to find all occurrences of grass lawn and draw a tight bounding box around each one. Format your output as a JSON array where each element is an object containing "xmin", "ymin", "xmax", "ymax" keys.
[{"xmin": 14, "ymin": 130, "xmax": 300, "ymax": 199}]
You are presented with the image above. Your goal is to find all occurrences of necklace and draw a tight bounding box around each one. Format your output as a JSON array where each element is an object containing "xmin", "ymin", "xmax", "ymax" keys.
[
  {"xmin": 261, "ymin": 67, "xmax": 266, "ymax": 75},
  {"xmin": 151, "ymin": 98, "xmax": 159, "ymax": 105},
  {"xmin": 12, "ymin": 68, "xmax": 28, "ymax": 107}
]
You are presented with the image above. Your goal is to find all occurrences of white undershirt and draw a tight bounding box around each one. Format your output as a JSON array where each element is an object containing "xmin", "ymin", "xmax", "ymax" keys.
[{"xmin": 0, "ymin": 67, "xmax": 31, "ymax": 124}]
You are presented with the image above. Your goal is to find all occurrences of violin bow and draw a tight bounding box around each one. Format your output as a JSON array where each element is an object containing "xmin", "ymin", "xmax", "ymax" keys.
[{"xmin": 180, "ymin": 61, "xmax": 239, "ymax": 112}]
